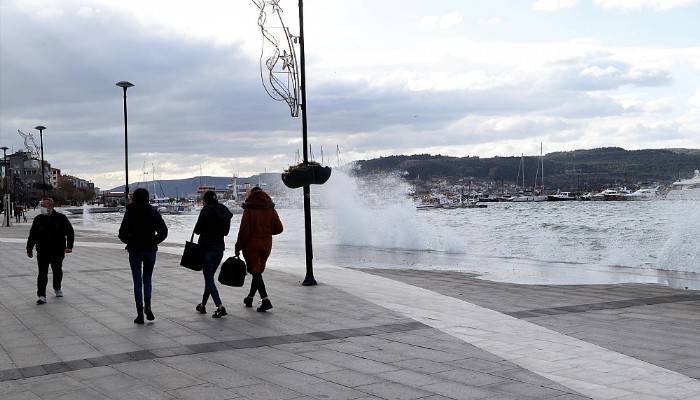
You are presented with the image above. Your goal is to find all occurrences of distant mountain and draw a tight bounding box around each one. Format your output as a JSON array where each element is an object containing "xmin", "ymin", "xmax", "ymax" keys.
[
  {"xmin": 353, "ymin": 147, "xmax": 700, "ymax": 190},
  {"xmin": 109, "ymin": 173, "xmax": 284, "ymax": 198}
]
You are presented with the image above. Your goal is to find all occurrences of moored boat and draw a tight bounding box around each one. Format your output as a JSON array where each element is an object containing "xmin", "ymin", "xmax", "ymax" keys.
[
  {"xmin": 547, "ymin": 191, "xmax": 576, "ymax": 201},
  {"xmin": 624, "ymin": 187, "xmax": 659, "ymax": 201}
]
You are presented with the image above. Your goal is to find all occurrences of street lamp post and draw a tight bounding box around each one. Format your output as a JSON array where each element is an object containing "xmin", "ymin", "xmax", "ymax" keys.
[
  {"xmin": 34, "ymin": 125, "xmax": 47, "ymax": 198},
  {"xmin": 116, "ymin": 81, "xmax": 134, "ymax": 205},
  {"xmin": 1, "ymin": 146, "xmax": 9, "ymax": 227},
  {"xmin": 297, "ymin": 0, "xmax": 317, "ymax": 286}
]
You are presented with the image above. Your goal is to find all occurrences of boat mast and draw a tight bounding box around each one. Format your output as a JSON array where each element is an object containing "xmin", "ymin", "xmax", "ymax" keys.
[
  {"xmin": 151, "ymin": 163, "xmax": 156, "ymax": 199},
  {"xmin": 541, "ymin": 143, "xmax": 544, "ymax": 194},
  {"xmin": 521, "ymin": 153, "xmax": 525, "ymax": 191}
]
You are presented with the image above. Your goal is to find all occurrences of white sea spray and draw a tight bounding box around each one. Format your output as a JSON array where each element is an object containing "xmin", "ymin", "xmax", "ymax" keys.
[{"xmin": 318, "ymin": 169, "xmax": 465, "ymax": 252}]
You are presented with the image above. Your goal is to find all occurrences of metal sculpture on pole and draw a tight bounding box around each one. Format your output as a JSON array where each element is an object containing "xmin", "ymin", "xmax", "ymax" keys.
[
  {"xmin": 252, "ymin": 0, "xmax": 325, "ymax": 285},
  {"xmin": 34, "ymin": 126, "xmax": 47, "ymax": 198}
]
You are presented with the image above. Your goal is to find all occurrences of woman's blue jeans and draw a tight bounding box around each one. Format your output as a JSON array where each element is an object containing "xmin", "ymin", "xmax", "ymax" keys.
[
  {"xmin": 201, "ymin": 250, "xmax": 224, "ymax": 307},
  {"xmin": 129, "ymin": 251, "xmax": 156, "ymax": 307}
]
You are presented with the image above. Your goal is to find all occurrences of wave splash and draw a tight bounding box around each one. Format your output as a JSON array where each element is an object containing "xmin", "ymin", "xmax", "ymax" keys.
[{"xmin": 319, "ymin": 170, "xmax": 464, "ymax": 253}]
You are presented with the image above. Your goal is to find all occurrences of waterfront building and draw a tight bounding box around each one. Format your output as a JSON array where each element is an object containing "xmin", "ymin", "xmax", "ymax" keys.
[{"xmin": 51, "ymin": 168, "xmax": 61, "ymax": 188}]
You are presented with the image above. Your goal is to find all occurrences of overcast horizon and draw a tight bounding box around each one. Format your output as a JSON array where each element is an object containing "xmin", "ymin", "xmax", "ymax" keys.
[{"xmin": 1, "ymin": 0, "xmax": 699, "ymax": 189}]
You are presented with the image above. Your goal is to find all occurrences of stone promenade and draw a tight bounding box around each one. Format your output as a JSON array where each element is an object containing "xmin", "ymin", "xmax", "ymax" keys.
[{"xmin": 0, "ymin": 222, "xmax": 699, "ymax": 400}]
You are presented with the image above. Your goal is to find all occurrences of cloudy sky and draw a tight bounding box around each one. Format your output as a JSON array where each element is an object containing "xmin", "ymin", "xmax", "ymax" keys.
[{"xmin": 1, "ymin": 0, "xmax": 699, "ymax": 189}]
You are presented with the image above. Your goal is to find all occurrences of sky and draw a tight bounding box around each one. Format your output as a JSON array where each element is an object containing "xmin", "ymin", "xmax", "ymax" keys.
[{"xmin": 1, "ymin": 0, "xmax": 699, "ymax": 189}]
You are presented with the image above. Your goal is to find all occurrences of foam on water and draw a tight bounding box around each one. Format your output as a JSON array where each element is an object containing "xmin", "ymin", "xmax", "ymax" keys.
[
  {"xmin": 318, "ymin": 170, "xmax": 465, "ymax": 252},
  {"xmin": 657, "ymin": 200, "xmax": 700, "ymax": 273},
  {"xmin": 82, "ymin": 203, "xmax": 93, "ymax": 227}
]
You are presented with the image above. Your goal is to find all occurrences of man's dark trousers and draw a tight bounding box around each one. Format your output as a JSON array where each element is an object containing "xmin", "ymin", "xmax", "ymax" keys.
[{"xmin": 37, "ymin": 253, "xmax": 64, "ymax": 297}]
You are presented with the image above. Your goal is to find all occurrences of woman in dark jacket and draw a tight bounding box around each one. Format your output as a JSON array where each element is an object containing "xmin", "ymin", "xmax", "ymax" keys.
[
  {"xmin": 194, "ymin": 191, "xmax": 233, "ymax": 318},
  {"xmin": 235, "ymin": 187, "xmax": 283, "ymax": 312},
  {"xmin": 118, "ymin": 188, "xmax": 168, "ymax": 324}
]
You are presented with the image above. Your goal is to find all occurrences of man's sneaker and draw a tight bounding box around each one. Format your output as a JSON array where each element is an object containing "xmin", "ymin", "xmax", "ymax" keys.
[
  {"xmin": 196, "ymin": 304, "xmax": 207, "ymax": 314},
  {"xmin": 212, "ymin": 306, "xmax": 227, "ymax": 319},
  {"xmin": 243, "ymin": 297, "xmax": 253, "ymax": 308},
  {"xmin": 36, "ymin": 296, "xmax": 47, "ymax": 305},
  {"xmin": 55, "ymin": 290, "xmax": 63, "ymax": 297},
  {"xmin": 257, "ymin": 299, "xmax": 273, "ymax": 313}
]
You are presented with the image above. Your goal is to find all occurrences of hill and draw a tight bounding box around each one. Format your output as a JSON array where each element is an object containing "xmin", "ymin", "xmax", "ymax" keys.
[
  {"xmin": 109, "ymin": 173, "xmax": 283, "ymax": 198},
  {"xmin": 353, "ymin": 147, "xmax": 700, "ymax": 190}
]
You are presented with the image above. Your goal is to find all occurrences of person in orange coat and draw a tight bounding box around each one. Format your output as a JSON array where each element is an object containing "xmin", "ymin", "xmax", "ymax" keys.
[{"xmin": 235, "ymin": 187, "xmax": 283, "ymax": 312}]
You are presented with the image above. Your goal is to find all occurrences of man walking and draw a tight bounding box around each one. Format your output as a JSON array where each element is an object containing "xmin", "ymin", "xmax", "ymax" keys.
[{"xmin": 26, "ymin": 198, "xmax": 74, "ymax": 305}]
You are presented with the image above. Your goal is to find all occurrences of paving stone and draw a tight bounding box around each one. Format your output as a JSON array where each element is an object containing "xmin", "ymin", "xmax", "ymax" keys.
[
  {"xmin": 171, "ymin": 383, "xmax": 239, "ymax": 400},
  {"xmin": 316, "ymin": 369, "xmax": 385, "ymax": 387},
  {"xmin": 391, "ymin": 358, "xmax": 456, "ymax": 374},
  {"xmin": 356, "ymin": 381, "xmax": 433, "ymax": 400},
  {"xmin": 434, "ymin": 369, "xmax": 506, "ymax": 387},
  {"xmin": 378, "ymin": 368, "xmax": 444, "ymax": 387},
  {"xmin": 232, "ymin": 382, "xmax": 301, "ymax": 400},
  {"xmin": 282, "ymin": 359, "xmax": 346, "ymax": 375},
  {"xmin": 421, "ymin": 381, "xmax": 498, "ymax": 400}
]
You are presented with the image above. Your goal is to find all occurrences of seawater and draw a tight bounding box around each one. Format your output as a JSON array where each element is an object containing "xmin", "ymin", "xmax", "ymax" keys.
[{"xmin": 71, "ymin": 172, "xmax": 700, "ymax": 289}]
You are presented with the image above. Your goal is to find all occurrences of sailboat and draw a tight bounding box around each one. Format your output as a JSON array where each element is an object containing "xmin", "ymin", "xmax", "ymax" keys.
[
  {"xmin": 509, "ymin": 154, "xmax": 535, "ymax": 202},
  {"xmin": 533, "ymin": 143, "xmax": 547, "ymax": 202}
]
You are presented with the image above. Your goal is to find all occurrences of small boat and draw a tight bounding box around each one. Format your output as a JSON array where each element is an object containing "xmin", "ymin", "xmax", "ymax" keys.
[
  {"xmin": 604, "ymin": 188, "xmax": 630, "ymax": 201},
  {"xmin": 547, "ymin": 191, "xmax": 576, "ymax": 201},
  {"xmin": 509, "ymin": 192, "xmax": 535, "ymax": 202},
  {"xmin": 592, "ymin": 189, "xmax": 618, "ymax": 201},
  {"xmin": 624, "ymin": 187, "xmax": 659, "ymax": 201},
  {"xmin": 416, "ymin": 204, "xmax": 437, "ymax": 210},
  {"xmin": 476, "ymin": 195, "xmax": 500, "ymax": 203},
  {"xmin": 578, "ymin": 193, "xmax": 593, "ymax": 201}
]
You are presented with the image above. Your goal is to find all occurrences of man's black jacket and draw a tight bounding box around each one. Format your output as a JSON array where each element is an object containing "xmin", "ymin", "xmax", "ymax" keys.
[
  {"xmin": 26, "ymin": 211, "xmax": 75, "ymax": 257},
  {"xmin": 118, "ymin": 203, "xmax": 168, "ymax": 251}
]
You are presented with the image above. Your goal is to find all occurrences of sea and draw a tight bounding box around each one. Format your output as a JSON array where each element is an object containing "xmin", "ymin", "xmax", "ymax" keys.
[{"xmin": 68, "ymin": 171, "xmax": 700, "ymax": 290}]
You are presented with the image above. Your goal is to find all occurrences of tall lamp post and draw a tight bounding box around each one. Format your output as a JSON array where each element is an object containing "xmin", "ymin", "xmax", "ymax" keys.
[
  {"xmin": 297, "ymin": 0, "xmax": 316, "ymax": 286},
  {"xmin": 1, "ymin": 146, "xmax": 9, "ymax": 227},
  {"xmin": 34, "ymin": 125, "xmax": 47, "ymax": 198},
  {"xmin": 116, "ymin": 81, "xmax": 134, "ymax": 204}
]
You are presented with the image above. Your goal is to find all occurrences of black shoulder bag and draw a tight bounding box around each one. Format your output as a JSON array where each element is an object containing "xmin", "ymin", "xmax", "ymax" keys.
[{"xmin": 180, "ymin": 232, "xmax": 203, "ymax": 271}]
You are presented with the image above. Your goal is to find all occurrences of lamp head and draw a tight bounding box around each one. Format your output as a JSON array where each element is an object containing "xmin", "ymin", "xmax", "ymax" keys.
[
  {"xmin": 116, "ymin": 81, "xmax": 134, "ymax": 88},
  {"xmin": 34, "ymin": 125, "xmax": 46, "ymax": 132},
  {"xmin": 0, "ymin": 146, "xmax": 8, "ymax": 151}
]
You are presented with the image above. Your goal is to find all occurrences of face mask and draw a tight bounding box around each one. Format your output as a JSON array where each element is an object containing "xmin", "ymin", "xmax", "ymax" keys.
[{"xmin": 40, "ymin": 207, "xmax": 49, "ymax": 215}]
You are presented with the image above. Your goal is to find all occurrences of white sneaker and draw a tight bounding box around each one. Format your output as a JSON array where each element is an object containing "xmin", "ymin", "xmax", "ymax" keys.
[
  {"xmin": 36, "ymin": 296, "xmax": 47, "ymax": 305},
  {"xmin": 55, "ymin": 290, "xmax": 63, "ymax": 297}
]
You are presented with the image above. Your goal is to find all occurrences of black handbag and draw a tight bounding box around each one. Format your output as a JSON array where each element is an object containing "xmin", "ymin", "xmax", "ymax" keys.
[
  {"xmin": 180, "ymin": 232, "xmax": 203, "ymax": 271},
  {"xmin": 218, "ymin": 256, "xmax": 247, "ymax": 287}
]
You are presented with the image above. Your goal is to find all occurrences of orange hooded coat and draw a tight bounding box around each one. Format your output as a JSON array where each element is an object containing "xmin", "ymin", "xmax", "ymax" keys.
[{"xmin": 235, "ymin": 189, "xmax": 283, "ymax": 273}]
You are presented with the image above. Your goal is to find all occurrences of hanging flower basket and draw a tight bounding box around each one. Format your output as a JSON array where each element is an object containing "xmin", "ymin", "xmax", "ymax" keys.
[{"xmin": 281, "ymin": 162, "xmax": 332, "ymax": 189}]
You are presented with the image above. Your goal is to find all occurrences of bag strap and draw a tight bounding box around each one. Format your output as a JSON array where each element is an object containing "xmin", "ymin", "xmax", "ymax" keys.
[{"xmin": 190, "ymin": 231, "xmax": 195, "ymax": 242}]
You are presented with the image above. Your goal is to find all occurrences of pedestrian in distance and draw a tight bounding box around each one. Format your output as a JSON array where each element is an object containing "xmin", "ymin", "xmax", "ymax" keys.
[
  {"xmin": 14, "ymin": 204, "xmax": 22, "ymax": 223},
  {"xmin": 193, "ymin": 191, "xmax": 233, "ymax": 318},
  {"xmin": 26, "ymin": 198, "xmax": 74, "ymax": 305},
  {"xmin": 236, "ymin": 187, "xmax": 283, "ymax": 312},
  {"xmin": 118, "ymin": 188, "xmax": 168, "ymax": 324}
]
